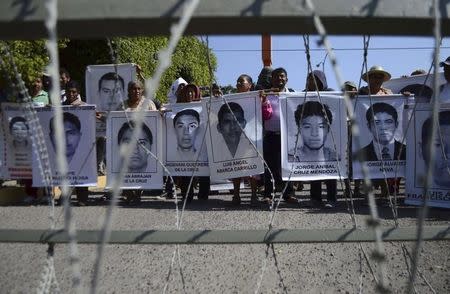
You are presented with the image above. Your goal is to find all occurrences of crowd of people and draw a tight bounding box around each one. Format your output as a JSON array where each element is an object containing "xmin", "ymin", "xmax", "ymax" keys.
[{"xmin": 3, "ymin": 55, "xmax": 450, "ymax": 208}]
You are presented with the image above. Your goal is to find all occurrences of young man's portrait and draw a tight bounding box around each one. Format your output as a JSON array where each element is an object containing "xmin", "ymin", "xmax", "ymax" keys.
[
  {"xmin": 117, "ymin": 120, "xmax": 153, "ymax": 173},
  {"xmin": 98, "ymin": 72, "xmax": 125, "ymax": 112},
  {"xmin": 355, "ymin": 102, "xmax": 406, "ymax": 161},
  {"xmin": 288, "ymin": 101, "xmax": 337, "ymax": 162},
  {"xmin": 173, "ymin": 109, "xmax": 200, "ymax": 156},
  {"xmin": 216, "ymin": 102, "xmax": 247, "ymax": 158},
  {"xmin": 49, "ymin": 112, "xmax": 82, "ymax": 164}
]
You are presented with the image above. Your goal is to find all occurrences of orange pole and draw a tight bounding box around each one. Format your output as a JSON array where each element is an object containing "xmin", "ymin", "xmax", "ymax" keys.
[{"xmin": 262, "ymin": 34, "xmax": 272, "ymax": 67}]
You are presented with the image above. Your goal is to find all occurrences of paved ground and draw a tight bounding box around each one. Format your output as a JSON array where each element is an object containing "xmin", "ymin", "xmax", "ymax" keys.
[{"xmin": 0, "ymin": 184, "xmax": 449, "ymax": 293}]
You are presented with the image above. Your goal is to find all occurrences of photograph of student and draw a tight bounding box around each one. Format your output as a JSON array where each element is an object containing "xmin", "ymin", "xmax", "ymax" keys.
[
  {"xmin": 173, "ymin": 109, "xmax": 200, "ymax": 157},
  {"xmin": 49, "ymin": 112, "xmax": 82, "ymax": 164},
  {"xmin": 216, "ymin": 102, "xmax": 247, "ymax": 159},
  {"xmin": 98, "ymin": 72, "xmax": 125, "ymax": 112},
  {"xmin": 117, "ymin": 120, "xmax": 153, "ymax": 173},
  {"xmin": 288, "ymin": 101, "xmax": 337, "ymax": 162},
  {"xmin": 419, "ymin": 111, "xmax": 450, "ymax": 188},
  {"xmin": 355, "ymin": 102, "xmax": 406, "ymax": 161},
  {"xmin": 9, "ymin": 116, "xmax": 29, "ymax": 149}
]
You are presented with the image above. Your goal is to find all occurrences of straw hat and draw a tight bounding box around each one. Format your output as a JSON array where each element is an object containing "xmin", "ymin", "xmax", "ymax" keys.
[{"xmin": 361, "ymin": 65, "xmax": 391, "ymax": 82}]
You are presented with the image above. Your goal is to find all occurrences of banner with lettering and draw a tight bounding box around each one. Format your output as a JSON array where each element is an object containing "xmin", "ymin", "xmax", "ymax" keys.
[
  {"xmin": 107, "ymin": 111, "xmax": 163, "ymax": 189},
  {"xmin": 405, "ymin": 103, "xmax": 450, "ymax": 208},
  {"xmin": 164, "ymin": 102, "xmax": 209, "ymax": 176},
  {"xmin": 351, "ymin": 95, "xmax": 407, "ymax": 179},
  {"xmin": 280, "ymin": 93, "xmax": 347, "ymax": 180},
  {"xmin": 203, "ymin": 92, "xmax": 264, "ymax": 181},
  {"xmin": 32, "ymin": 105, "xmax": 97, "ymax": 186}
]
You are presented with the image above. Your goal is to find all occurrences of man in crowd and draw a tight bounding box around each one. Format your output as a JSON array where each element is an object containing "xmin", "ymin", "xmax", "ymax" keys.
[
  {"xmin": 262, "ymin": 67, "xmax": 297, "ymax": 204},
  {"xmin": 439, "ymin": 56, "xmax": 450, "ymax": 103}
]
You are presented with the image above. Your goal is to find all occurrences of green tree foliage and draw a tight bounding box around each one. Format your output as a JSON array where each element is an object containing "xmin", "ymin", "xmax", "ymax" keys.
[
  {"xmin": 1, "ymin": 37, "xmax": 216, "ymax": 103},
  {"xmin": 0, "ymin": 40, "xmax": 68, "ymax": 100},
  {"xmin": 61, "ymin": 37, "xmax": 216, "ymax": 103}
]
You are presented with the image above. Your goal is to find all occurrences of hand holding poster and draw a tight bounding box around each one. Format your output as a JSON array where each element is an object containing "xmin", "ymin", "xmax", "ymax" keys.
[
  {"xmin": 405, "ymin": 104, "xmax": 450, "ymax": 208},
  {"xmin": 32, "ymin": 106, "xmax": 97, "ymax": 186},
  {"xmin": 107, "ymin": 111, "xmax": 163, "ymax": 189},
  {"xmin": 164, "ymin": 102, "xmax": 209, "ymax": 176},
  {"xmin": 280, "ymin": 93, "xmax": 347, "ymax": 180},
  {"xmin": 203, "ymin": 92, "xmax": 264, "ymax": 181},
  {"xmin": 352, "ymin": 95, "xmax": 407, "ymax": 179}
]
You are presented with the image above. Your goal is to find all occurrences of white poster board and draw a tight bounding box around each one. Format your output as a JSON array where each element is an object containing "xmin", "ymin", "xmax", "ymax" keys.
[
  {"xmin": 203, "ymin": 92, "xmax": 264, "ymax": 181},
  {"xmin": 1, "ymin": 103, "xmax": 32, "ymax": 179},
  {"xmin": 85, "ymin": 63, "xmax": 136, "ymax": 136},
  {"xmin": 352, "ymin": 95, "xmax": 406, "ymax": 179},
  {"xmin": 32, "ymin": 106, "xmax": 97, "ymax": 186},
  {"xmin": 107, "ymin": 111, "xmax": 163, "ymax": 189},
  {"xmin": 280, "ymin": 93, "xmax": 347, "ymax": 180},
  {"xmin": 164, "ymin": 102, "xmax": 209, "ymax": 176},
  {"xmin": 405, "ymin": 104, "xmax": 450, "ymax": 208}
]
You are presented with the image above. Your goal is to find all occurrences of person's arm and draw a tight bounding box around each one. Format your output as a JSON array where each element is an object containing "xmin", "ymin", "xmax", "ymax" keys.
[{"xmin": 260, "ymin": 91, "xmax": 272, "ymax": 120}]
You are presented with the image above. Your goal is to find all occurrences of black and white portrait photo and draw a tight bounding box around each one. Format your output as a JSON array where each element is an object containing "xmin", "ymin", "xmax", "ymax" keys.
[
  {"xmin": 280, "ymin": 93, "xmax": 347, "ymax": 181},
  {"xmin": 85, "ymin": 63, "xmax": 136, "ymax": 112},
  {"xmin": 164, "ymin": 102, "xmax": 209, "ymax": 176},
  {"xmin": 203, "ymin": 92, "xmax": 264, "ymax": 181},
  {"xmin": 354, "ymin": 102, "xmax": 406, "ymax": 162},
  {"xmin": 288, "ymin": 101, "xmax": 338, "ymax": 162},
  {"xmin": 32, "ymin": 106, "xmax": 97, "ymax": 186},
  {"xmin": 405, "ymin": 106, "xmax": 450, "ymax": 208},
  {"xmin": 107, "ymin": 111, "xmax": 163, "ymax": 189},
  {"xmin": 352, "ymin": 95, "xmax": 406, "ymax": 180},
  {"xmin": 1, "ymin": 103, "xmax": 32, "ymax": 179}
]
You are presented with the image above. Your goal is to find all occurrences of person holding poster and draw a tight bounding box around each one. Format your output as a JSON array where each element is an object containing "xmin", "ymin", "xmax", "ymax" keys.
[
  {"xmin": 117, "ymin": 80, "xmax": 157, "ymax": 111},
  {"xmin": 230, "ymin": 74, "xmax": 259, "ymax": 206},
  {"xmin": 303, "ymin": 70, "xmax": 338, "ymax": 208},
  {"xmin": 262, "ymin": 67, "xmax": 297, "ymax": 204},
  {"xmin": 420, "ymin": 110, "xmax": 450, "ymax": 188},
  {"xmin": 439, "ymin": 56, "xmax": 450, "ymax": 103},
  {"xmin": 358, "ymin": 65, "xmax": 400, "ymax": 198},
  {"xmin": 60, "ymin": 81, "xmax": 90, "ymax": 205}
]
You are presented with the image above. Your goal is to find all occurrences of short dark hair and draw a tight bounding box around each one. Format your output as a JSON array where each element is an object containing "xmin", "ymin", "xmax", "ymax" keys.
[
  {"xmin": 173, "ymin": 109, "xmax": 200, "ymax": 128},
  {"xmin": 365, "ymin": 102, "xmax": 398, "ymax": 124},
  {"xmin": 272, "ymin": 67, "xmax": 288, "ymax": 78},
  {"xmin": 49, "ymin": 112, "xmax": 81, "ymax": 136},
  {"xmin": 421, "ymin": 110, "xmax": 450, "ymax": 147},
  {"xmin": 60, "ymin": 68, "xmax": 70, "ymax": 78},
  {"xmin": 9, "ymin": 116, "xmax": 29, "ymax": 132},
  {"xmin": 217, "ymin": 102, "xmax": 244, "ymax": 124},
  {"xmin": 294, "ymin": 101, "xmax": 333, "ymax": 126},
  {"xmin": 65, "ymin": 80, "xmax": 80, "ymax": 92},
  {"xmin": 98, "ymin": 72, "xmax": 125, "ymax": 91},
  {"xmin": 117, "ymin": 120, "xmax": 153, "ymax": 146}
]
